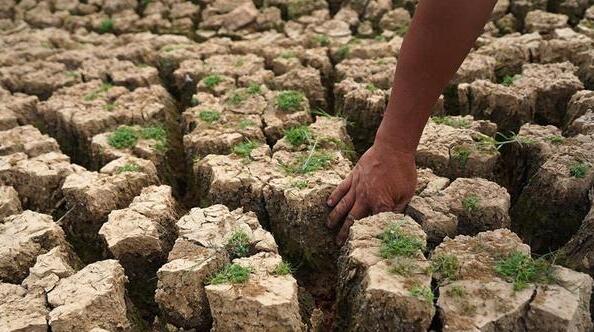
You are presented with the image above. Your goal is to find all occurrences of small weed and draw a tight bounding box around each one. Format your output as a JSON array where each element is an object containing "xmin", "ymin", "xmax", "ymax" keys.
[
  {"xmin": 570, "ymin": 161, "xmax": 589, "ymax": 178},
  {"xmin": 140, "ymin": 125, "xmax": 167, "ymax": 151},
  {"xmin": 98, "ymin": 19, "xmax": 114, "ymax": 34},
  {"xmin": 410, "ymin": 284, "xmax": 434, "ymax": 303},
  {"xmin": 431, "ymin": 254, "xmax": 459, "ymax": 281},
  {"xmin": 313, "ymin": 34, "xmax": 330, "ymax": 46},
  {"xmin": 233, "ymin": 140, "xmax": 258, "ymax": 159},
  {"xmin": 202, "ymin": 74, "xmax": 222, "ymax": 89},
  {"xmin": 462, "ymin": 195, "xmax": 480, "ymax": 213},
  {"xmin": 336, "ymin": 45, "xmax": 350, "ymax": 61},
  {"xmin": 117, "ymin": 163, "xmax": 140, "ymax": 173},
  {"xmin": 84, "ymin": 83, "xmax": 113, "ymax": 101},
  {"xmin": 395, "ymin": 25, "xmax": 409, "ymax": 37},
  {"xmin": 389, "ymin": 257, "xmax": 418, "ymax": 276},
  {"xmin": 227, "ymin": 91, "xmax": 248, "ymax": 106},
  {"xmin": 446, "ymin": 285, "xmax": 466, "ymax": 298},
  {"xmin": 108, "ymin": 126, "xmax": 138, "ymax": 149},
  {"xmin": 474, "ymin": 134, "xmax": 497, "ymax": 152},
  {"xmin": 284, "ymin": 126, "xmax": 311, "ymax": 146},
  {"xmin": 292, "ymin": 180, "xmax": 308, "ymax": 189},
  {"xmin": 495, "ymin": 131, "xmax": 535, "ymax": 150},
  {"xmin": 272, "ymin": 261, "xmax": 294, "ymax": 276},
  {"xmin": 247, "ymin": 84, "xmax": 262, "ymax": 95},
  {"xmin": 191, "ymin": 96, "xmax": 199, "ymax": 106},
  {"xmin": 365, "ymin": 83, "xmax": 378, "ymax": 92},
  {"xmin": 280, "ymin": 51, "xmax": 297, "ymax": 59},
  {"xmin": 495, "ymin": 251, "xmax": 555, "ymax": 291},
  {"xmin": 500, "ymin": 74, "xmax": 520, "ymax": 87},
  {"xmin": 432, "ymin": 116, "xmax": 470, "ymax": 129},
  {"xmin": 103, "ymin": 102, "xmax": 116, "ymax": 111},
  {"xmin": 379, "ymin": 223, "xmax": 425, "ymax": 259},
  {"xmin": 239, "ymin": 119, "xmax": 256, "ymax": 129},
  {"xmin": 276, "ymin": 90, "xmax": 305, "ymax": 112},
  {"xmin": 199, "ymin": 110, "xmax": 221, "ymax": 123},
  {"xmin": 546, "ymin": 135, "xmax": 565, "ymax": 144},
  {"xmin": 225, "ymin": 230, "xmax": 251, "ymax": 259},
  {"xmin": 451, "ymin": 146, "xmax": 471, "ymax": 167},
  {"xmin": 208, "ymin": 264, "xmax": 251, "ymax": 285}
]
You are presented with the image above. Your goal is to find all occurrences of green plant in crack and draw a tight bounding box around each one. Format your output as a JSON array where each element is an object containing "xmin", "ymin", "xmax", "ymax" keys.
[
  {"xmin": 570, "ymin": 161, "xmax": 590, "ymax": 178},
  {"xmin": 431, "ymin": 254, "xmax": 459, "ymax": 282},
  {"xmin": 233, "ymin": 140, "xmax": 258, "ymax": 159},
  {"xmin": 451, "ymin": 146, "xmax": 471, "ymax": 168},
  {"xmin": 410, "ymin": 284, "xmax": 434, "ymax": 303},
  {"xmin": 108, "ymin": 126, "xmax": 138, "ymax": 149},
  {"xmin": 395, "ymin": 25, "xmax": 409, "ymax": 37},
  {"xmin": 202, "ymin": 74, "xmax": 222, "ymax": 89},
  {"xmin": 446, "ymin": 285, "xmax": 466, "ymax": 298},
  {"xmin": 272, "ymin": 261, "xmax": 294, "ymax": 276},
  {"xmin": 225, "ymin": 230, "xmax": 251, "ymax": 259},
  {"xmin": 432, "ymin": 116, "xmax": 470, "ymax": 129},
  {"xmin": 208, "ymin": 264, "xmax": 251, "ymax": 285},
  {"xmin": 389, "ymin": 257, "xmax": 418, "ymax": 276},
  {"xmin": 379, "ymin": 223, "xmax": 425, "ymax": 259},
  {"xmin": 140, "ymin": 125, "xmax": 168, "ymax": 152},
  {"xmin": 276, "ymin": 90, "xmax": 305, "ymax": 112},
  {"xmin": 462, "ymin": 194, "xmax": 480, "ymax": 213},
  {"xmin": 500, "ymin": 74, "xmax": 520, "ymax": 87},
  {"xmin": 545, "ymin": 135, "xmax": 565, "ymax": 144},
  {"xmin": 103, "ymin": 102, "xmax": 116, "ymax": 112},
  {"xmin": 495, "ymin": 251, "xmax": 555, "ymax": 291},
  {"xmin": 474, "ymin": 134, "xmax": 497, "ymax": 152},
  {"xmin": 227, "ymin": 90, "xmax": 248, "ymax": 106},
  {"xmin": 336, "ymin": 45, "xmax": 350, "ymax": 61},
  {"xmin": 312, "ymin": 34, "xmax": 330, "ymax": 46},
  {"xmin": 98, "ymin": 19, "xmax": 114, "ymax": 34},
  {"xmin": 284, "ymin": 126, "xmax": 312, "ymax": 146},
  {"xmin": 495, "ymin": 131, "xmax": 535, "ymax": 150},
  {"xmin": 238, "ymin": 119, "xmax": 256, "ymax": 129},
  {"xmin": 199, "ymin": 110, "xmax": 221, "ymax": 123},
  {"xmin": 292, "ymin": 180, "xmax": 308, "ymax": 189},
  {"xmin": 247, "ymin": 84, "xmax": 262, "ymax": 95},
  {"xmin": 117, "ymin": 163, "xmax": 140, "ymax": 173},
  {"xmin": 282, "ymin": 152, "xmax": 333, "ymax": 174},
  {"xmin": 84, "ymin": 82, "xmax": 113, "ymax": 101},
  {"xmin": 365, "ymin": 83, "xmax": 378, "ymax": 92}
]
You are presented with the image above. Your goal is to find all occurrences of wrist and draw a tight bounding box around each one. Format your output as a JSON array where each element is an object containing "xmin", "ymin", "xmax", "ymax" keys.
[{"xmin": 374, "ymin": 124, "xmax": 418, "ymax": 156}]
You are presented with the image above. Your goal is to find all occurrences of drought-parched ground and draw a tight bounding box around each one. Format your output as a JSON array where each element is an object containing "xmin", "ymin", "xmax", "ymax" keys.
[{"xmin": 1, "ymin": 0, "xmax": 594, "ymax": 331}]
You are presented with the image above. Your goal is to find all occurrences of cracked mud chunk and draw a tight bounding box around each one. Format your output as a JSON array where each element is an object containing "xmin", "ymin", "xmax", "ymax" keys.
[
  {"xmin": 0, "ymin": 61, "xmax": 81, "ymax": 99},
  {"xmin": 22, "ymin": 245, "xmax": 81, "ymax": 292},
  {"xmin": 525, "ymin": 10, "xmax": 569, "ymax": 35},
  {"xmin": 0, "ymin": 125, "xmax": 59, "ymax": 157},
  {"xmin": 336, "ymin": 213, "xmax": 434, "ymax": 331},
  {"xmin": 563, "ymin": 90, "xmax": 594, "ymax": 134},
  {"xmin": 0, "ymin": 185, "xmax": 21, "ymax": 219},
  {"xmin": 506, "ymin": 125, "xmax": 594, "ymax": 252},
  {"xmin": 334, "ymin": 79, "xmax": 389, "ymax": 151},
  {"xmin": 407, "ymin": 177, "xmax": 511, "ymax": 245},
  {"xmin": 47, "ymin": 260, "xmax": 141, "ymax": 332},
  {"xmin": 156, "ymin": 204, "xmax": 277, "ymax": 329},
  {"xmin": 182, "ymin": 93, "xmax": 265, "ymax": 159},
  {"xmin": 79, "ymin": 58, "xmax": 160, "ymax": 89},
  {"xmin": 335, "ymin": 57, "xmax": 397, "ymax": 90},
  {"xmin": 262, "ymin": 89, "xmax": 312, "ymax": 143},
  {"xmin": 416, "ymin": 117, "xmax": 500, "ymax": 180},
  {"xmin": 475, "ymin": 32, "xmax": 542, "ymax": 78},
  {"xmin": 60, "ymin": 166, "xmax": 158, "ymax": 261},
  {"xmin": 0, "ymin": 91, "xmax": 39, "ymax": 130},
  {"xmin": 0, "ymin": 210, "xmax": 67, "ymax": 283},
  {"xmin": 539, "ymin": 28, "xmax": 592, "ymax": 65},
  {"xmin": 40, "ymin": 80, "xmax": 177, "ymax": 166},
  {"xmin": 0, "ymin": 151, "xmax": 84, "ymax": 213},
  {"xmin": 205, "ymin": 252, "xmax": 305, "ymax": 332},
  {"xmin": 0, "ymin": 283, "xmax": 48, "ymax": 332},
  {"xmin": 432, "ymin": 229, "xmax": 593, "ymax": 332},
  {"xmin": 269, "ymin": 67, "xmax": 327, "ymax": 110}
]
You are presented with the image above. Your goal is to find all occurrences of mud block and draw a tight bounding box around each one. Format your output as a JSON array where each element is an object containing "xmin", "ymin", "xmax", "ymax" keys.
[
  {"xmin": 0, "ymin": 283, "xmax": 49, "ymax": 332},
  {"xmin": 0, "ymin": 185, "xmax": 21, "ymax": 219},
  {"xmin": 22, "ymin": 245, "xmax": 81, "ymax": 292}
]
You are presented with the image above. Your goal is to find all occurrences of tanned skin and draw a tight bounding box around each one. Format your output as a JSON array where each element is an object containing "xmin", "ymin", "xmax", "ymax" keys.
[{"xmin": 327, "ymin": 0, "xmax": 498, "ymax": 244}]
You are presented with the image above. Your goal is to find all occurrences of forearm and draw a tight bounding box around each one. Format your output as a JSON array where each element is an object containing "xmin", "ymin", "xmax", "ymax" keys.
[{"xmin": 376, "ymin": 0, "xmax": 497, "ymax": 153}]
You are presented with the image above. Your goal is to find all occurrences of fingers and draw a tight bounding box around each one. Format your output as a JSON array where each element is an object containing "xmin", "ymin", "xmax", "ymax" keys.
[
  {"xmin": 327, "ymin": 173, "xmax": 352, "ymax": 207},
  {"xmin": 327, "ymin": 189, "xmax": 355, "ymax": 229},
  {"xmin": 336, "ymin": 202, "xmax": 369, "ymax": 245}
]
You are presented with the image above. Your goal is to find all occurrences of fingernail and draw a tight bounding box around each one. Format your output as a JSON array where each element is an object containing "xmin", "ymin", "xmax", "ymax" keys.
[{"xmin": 327, "ymin": 199, "xmax": 333, "ymax": 206}]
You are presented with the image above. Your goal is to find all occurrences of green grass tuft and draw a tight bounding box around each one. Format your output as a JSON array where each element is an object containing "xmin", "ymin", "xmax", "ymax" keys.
[
  {"xmin": 451, "ymin": 146, "xmax": 471, "ymax": 168},
  {"xmin": 108, "ymin": 126, "xmax": 138, "ymax": 149},
  {"xmin": 495, "ymin": 251, "xmax": 555, "ymax": 291},
  {"xmin": 431, "ymin": 254, "xmax": 459, "ymax": 281},
  {"xmin": 379, "ymin": 223, "xmax": 425, "ymax": 259},
  {"xmin": 446, "ymin": 285, "xmax": 466, "ymax": 298},
  {"xmin": 570, "ymin": 161, "xmax": 589, "ymax": 178},
  {"xmin": 283, "ymin": 152, "xmax": 332, "ymax": 174},
  {"xmin": 84, "ymin": 83, "xmax": 113, "ymax": 101},
  {"xmin": 313, "ymin": 34, "xmax": 330, "ymax": 46},
  {"xmin": 199, "ymin": 110, "xmax": 221, "ymax": 123},
  {"xmin": 284, "ymin": 126, "xmax": 311, "ymax": 146},
  {"xmin": 280, "ymin": 51, "xmax": 297, "ymax": 59},
  {"xmin": 227, "ymin": 90, "xmax": 248, "ymax": 106},
  {"xmin": 432, "ymin": 116, "xmax": 470, "ymax": 129},
  {"xmin": 233, "ymin": 140, "xmax": 258, "ymax": 159},
  {"xmin": 365, "ymin": 83, "xmax": 378, "ymax": 92},
  {"xmin": 272, "ymin": 261, "xmax": 294, "ymax": 276},
  {"xmin": 276, "ymin": 90, "xmax": 305, "ymax": 112},
  {"xmin": 462, "ymin": 195, "xmax": 480, "ymax": 213},
  {"xmin": 292, "ymin": 180, "xmax": 308, "ymax": 189},
  {"xmin": 546, "ymin": 135, "xmax": 565, "ymax": 144},
  {"xmin": 202, "ymin": 74, "xmax": 222, "ymax": 89},
  {"xmin": 410, "ymin": 284, "xmax": 434, "ymax": 303},
  {"xmin": 247, "ymin": 84, "xmax": 262, "ymax": 95},
  {"xmin": 225, "ymin": 230, "xmax": 251, "ymax": 259},
  {"xmin": 98, "ymin": 19, "xmax": 114, "ymax": 34},
  {"xmin": 500, "ymin": 74, "xmax": 520, "ymax": 86},
  {"xmin": 336, "ymin": 45, "xmax": 350, "ymax": 61},
  {"xmin": 208, "ymin": 264, "xmax": 251, "ymax": 285},
  {"xmin": 389, "ymin": 257, "xmax": 418, "ymax": 276},
  {"xmin": 117, "ymin": 163, "xmax": 140, "ymax": 173},
  {"xmin": 140, "ymin": 125, "xmax": 167, "ymax": 151},
  {"xmin": 103, "ymin": 102, "xmax": 116, "ymax": 111},
  {"xmin": 239, "ymin": 119, "xmax": 256, "ymax": 129}
]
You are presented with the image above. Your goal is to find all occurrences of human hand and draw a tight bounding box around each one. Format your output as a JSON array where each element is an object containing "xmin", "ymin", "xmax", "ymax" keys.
[{"xmin": 326, "ymin": 143, "xmax": 417, "ymax": 244}]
